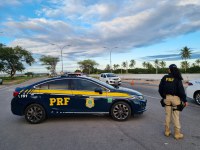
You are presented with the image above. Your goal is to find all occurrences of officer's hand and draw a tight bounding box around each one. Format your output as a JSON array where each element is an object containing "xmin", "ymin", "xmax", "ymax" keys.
[{"xmin": 185, "ymin": 102, "xmax": 189, "ymax": 107}]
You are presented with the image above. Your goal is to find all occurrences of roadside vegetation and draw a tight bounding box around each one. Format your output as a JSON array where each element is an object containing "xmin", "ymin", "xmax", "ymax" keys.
[
  {"xmin": 1, "ymin": 43, "xmax": 200, "ymax": 82},
  {"xmin": 76, "ymin": 46, "xmax": 200, "ymax": 74},
  {"xmin": 0, "ymin": 44, "xmax": 35, "ymax": 78},
  {"xmin": 1, "ymin": 74, "xmax": 46, "ymax": 85}
]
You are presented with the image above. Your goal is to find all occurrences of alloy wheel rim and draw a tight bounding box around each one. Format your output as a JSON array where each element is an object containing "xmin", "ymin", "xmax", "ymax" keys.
[
  {"xmin": 113, "ymin": 104, "xmax": 129, "ymax": 120},
  {"xmin": 196, "ymin": 94, "xmax": 200, "ymax": 104},
  {"xmin": 26, "ymin": 106, "xmax": 43, "ymax": 123}
]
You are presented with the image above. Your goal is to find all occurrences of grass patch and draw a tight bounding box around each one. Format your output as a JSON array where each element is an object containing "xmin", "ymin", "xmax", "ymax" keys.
[{"xmin": 1, "ymin": 76, "xmax": 46, "ymax": 85}]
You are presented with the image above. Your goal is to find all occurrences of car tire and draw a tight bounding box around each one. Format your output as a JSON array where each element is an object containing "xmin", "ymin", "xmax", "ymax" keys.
[
  {"xmin": 25, "ymin": 104, "xmax": 46, "ymax": 124},
  {"xmin": 110, "ymin": 101, "xmax": 131, "ymax": 121},
  {"xmin": 194, "ymin": 91, "xmax": 200, "ymax": 105}
]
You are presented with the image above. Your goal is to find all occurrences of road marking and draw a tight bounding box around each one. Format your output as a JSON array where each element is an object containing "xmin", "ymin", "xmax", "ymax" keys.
[
  {"xmin": 144, "ymin": 95, "xmax": 199, "ymax": 108},
  {"xmin": 144, "ymin": 95, "xmax": 160, "ymax": 99}
]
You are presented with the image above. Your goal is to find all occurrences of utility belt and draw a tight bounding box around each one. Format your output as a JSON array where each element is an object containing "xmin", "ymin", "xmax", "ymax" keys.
[
  {"xmin": 160, "ymin": 99, "xmax": 185, "ymax": 111},
  {"xmin": 166, "ymin": 93, "xmax": 179, "ymax": 97}
]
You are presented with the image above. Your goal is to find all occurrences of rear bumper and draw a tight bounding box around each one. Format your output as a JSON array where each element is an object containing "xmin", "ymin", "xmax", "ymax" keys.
[{"xmin": 11, "ymin": 98, "xmax": 25, "ymax": 116}]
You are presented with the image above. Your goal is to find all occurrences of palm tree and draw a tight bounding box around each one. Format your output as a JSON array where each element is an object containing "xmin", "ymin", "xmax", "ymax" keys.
[
  {"xmin": 122, "ymin": 62, "xmax": 126, "ymax": 69},
  {"xmin": 116, "ymin": 64, "xmax": 119, "ymax": 69},
  {"xmin": 191, "ymin": 63, "xmax": 196, "ymax": 67},
  {"xmin": 160, "ymin": 61, "xmax": 166, "ymax": 68},
  {"xmin": 105, "ymin": 64, "xmax": 111, "ymax": 71},
  {"xmin": 180, "ymin": 46, "xmax": 192, "ymax": 72},
  {"xmin": 142, "ymin": 61, "xmax": 147, "ymax": 68},
  {"xmin": 146, "ymin": 62, "xmax": 154, "ymax": 70},
  {"xmin": 154, "ymin": 59, "xmax": 160, "ymax": 74},
  {"xmin": 195, "ymin": 59, "xmax": 200, "ymax": 67},
  {"xmin": 113, "ymin": 64, "xmax": 119, "ymax": 70},
  {"xmin": 129, "ymin": 59, "xmax": 136, "ymax": 69},
  {"xmin": 181, "ymin": 61, "xmax": 190, "ymax": 70},
  {"xmin": 122, "ymin": 61, "xmax": 128, "ymax": 73}
]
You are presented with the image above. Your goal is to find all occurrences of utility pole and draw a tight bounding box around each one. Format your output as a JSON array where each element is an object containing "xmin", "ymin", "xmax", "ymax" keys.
[
  {"xmin": 103, "ymin": 46, "xmax": 118, "ymax": 73},
  {"xmin": 51, "ymin": 43, "xmax": 71, "ymax": 73}
]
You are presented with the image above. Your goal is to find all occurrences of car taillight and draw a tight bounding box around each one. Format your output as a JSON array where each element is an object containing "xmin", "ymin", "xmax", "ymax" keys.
[
  {"xmin": 188, "ymin": 82, "xmax": 193, "ymax": 86},
  {"xmin": 13, "ymin": 91, "xmax": 19, "ymax": 97}
]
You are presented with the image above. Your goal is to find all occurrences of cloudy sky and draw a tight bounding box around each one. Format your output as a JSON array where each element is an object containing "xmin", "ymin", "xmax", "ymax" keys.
[{"xmin": 0, "ymin": 0, "xmax": 200, "ymax": 73}]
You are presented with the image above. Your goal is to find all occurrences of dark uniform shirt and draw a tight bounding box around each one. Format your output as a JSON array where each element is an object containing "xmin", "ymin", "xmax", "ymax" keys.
[{"xmin": 159, "ymin": 74, "xmax": 187, "ymax": 102}]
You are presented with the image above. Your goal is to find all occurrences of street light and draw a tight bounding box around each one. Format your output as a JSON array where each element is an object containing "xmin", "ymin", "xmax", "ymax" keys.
[
  {"xmin": 51, "ymin": 43, "xmax": 71, "ymax": 73},
  {"xmin": 103, "ymin": 46, "xmax": 118, "ymax": 73}
]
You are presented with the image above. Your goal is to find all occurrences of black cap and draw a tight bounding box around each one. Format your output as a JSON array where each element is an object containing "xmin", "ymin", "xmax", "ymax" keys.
[{"xmin": 169, "ymin": 64, "xmax": 177, "ymax": 69}]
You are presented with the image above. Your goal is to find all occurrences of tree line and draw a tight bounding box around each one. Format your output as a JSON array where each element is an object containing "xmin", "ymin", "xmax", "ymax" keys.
[
  {"xmin": 0, "ymin": 43, "xmax": 199, "ymax": 78},
  {"xmin": 78, "ymin": 46, "xmax": 200, "ymax": 74},
  {"xmin": 0, "ymin": 43, "xmax": 59, "ymax": 77}
]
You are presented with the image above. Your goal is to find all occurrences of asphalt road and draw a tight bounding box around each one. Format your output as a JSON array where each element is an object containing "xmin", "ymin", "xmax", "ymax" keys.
[{"xmin": 0, "ymin": 78, "xmax": 199, "ymax": 150}]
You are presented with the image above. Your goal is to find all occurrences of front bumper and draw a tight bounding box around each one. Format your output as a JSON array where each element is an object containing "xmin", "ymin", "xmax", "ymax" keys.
[
  {"xmin": 109, "ymin": 80, "xmax": 122, "ymax": 85},
  {"xmin": 131, "ymin": 99, "xmax": 147, "ymax": 114},
  {"xmin": 186, "ymin": 87, "xmax": 194, "ymax": 99}
]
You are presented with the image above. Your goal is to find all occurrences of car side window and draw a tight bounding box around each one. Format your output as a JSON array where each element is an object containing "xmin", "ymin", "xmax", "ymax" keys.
[
  {"xmin": 48, "ymin": 79, "xmax": 70, "ymax": 89},
  {"xmin": 35, "ymin": 79, "xmax": 70, "ymax": 90},
  {"xmin": 71, "ymin": 79, "xmax": 106, "ymax": 91},
  {"xmin": 103, "ymin": 74, "xmax": 106, "ymax": 78},
  {"xmin": 101, "ymin": 74, "xmax": 103, "ymax": 77},
  {"xmin": 37, "ymin": 83, "xmax": 48, "ymax": 89}
]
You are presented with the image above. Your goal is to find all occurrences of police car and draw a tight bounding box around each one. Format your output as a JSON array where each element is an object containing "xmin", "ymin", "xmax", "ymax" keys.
[{"xmin": 11, "ymin": 75, "xmax": 147, "ymax": 124}]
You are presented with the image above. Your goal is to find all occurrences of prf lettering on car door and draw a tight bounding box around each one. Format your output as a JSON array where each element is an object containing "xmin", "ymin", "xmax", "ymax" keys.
[{"xmin": 49, "ymin": 98, "xmax": 70, "ymax": 106}]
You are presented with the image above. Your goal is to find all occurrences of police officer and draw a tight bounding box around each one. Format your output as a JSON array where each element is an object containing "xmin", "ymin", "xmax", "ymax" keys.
[{"xmin": 159, "ymin": 64, "xmax": 188, "ymax": 139}]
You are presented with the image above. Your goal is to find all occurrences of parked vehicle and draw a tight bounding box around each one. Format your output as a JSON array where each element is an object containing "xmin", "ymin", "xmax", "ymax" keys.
[
  {"xmin": 99, "ymin": 73, "xmax": 121, "ymax": 85},
  {"xmin": 11, "ymin": 75, "xmax": 147, "ymax": 124},
  {"xmin": 186, "ymin": 79, "xmax": 200, "ymax": 105}
]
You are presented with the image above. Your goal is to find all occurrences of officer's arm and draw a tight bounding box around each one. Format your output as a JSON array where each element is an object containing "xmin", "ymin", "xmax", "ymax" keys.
[
  {"xmin": 159, "ymin": 77, "xmax": 165, "ymax": 98},
  {"xmin": 177, "ymin": 80, "xmax": 187, "ymax": 102}
]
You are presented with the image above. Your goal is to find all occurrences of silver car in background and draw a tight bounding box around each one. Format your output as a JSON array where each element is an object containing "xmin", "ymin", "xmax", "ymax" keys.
[
  {"xmin": 99, "ymin": 73, "xmax": 121, "ymax": 85},
  {"xmin": 186, "ymin": 79, "xmax": 200, "ymax": 105}
]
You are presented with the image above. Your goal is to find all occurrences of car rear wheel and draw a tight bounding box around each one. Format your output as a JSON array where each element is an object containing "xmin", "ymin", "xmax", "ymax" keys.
[
  {"xmin": 25, "ymin": 104, "xmax": 46, "ymax": 124},
  {"xmin": 194, "ymin": 91, "xmax": 200, "ymax": 105},
  {"xmin": 110, "ymin": 101, "xmax": 131, "ymax": 121}
]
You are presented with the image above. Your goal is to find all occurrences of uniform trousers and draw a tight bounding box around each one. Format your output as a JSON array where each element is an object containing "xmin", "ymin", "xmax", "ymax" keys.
[{"xmin": 164, "ymin": 95, "xmax": 181, "ymax": 130}]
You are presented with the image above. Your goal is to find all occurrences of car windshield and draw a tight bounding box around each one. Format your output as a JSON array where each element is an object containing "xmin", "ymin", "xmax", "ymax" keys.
[
  {"xmin": 106, "ymin": 73, "xmax": 117, "ymax": 77},
  {"xmin": 86, "ymin": 77, "xmax": 115, "ymax": 89}
]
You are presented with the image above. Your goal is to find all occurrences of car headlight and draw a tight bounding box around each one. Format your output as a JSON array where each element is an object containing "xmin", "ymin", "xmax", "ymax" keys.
[{"xmin": 131, "ymin": 95, "xmax": 144, "ymax": 100}]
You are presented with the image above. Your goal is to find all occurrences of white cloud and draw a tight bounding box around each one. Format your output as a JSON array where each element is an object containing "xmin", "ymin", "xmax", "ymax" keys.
[
  {"xmin": 178, "ymin": 0, "xmax": 200, "ymax": 6},
  {"xmin": 0, "ymin": 0, "xmax": 42, "ymax": 7},
  {"xmin": 0, "ymin": 0, "xmax": 21, "ymax": 7},
  {"xmin": 1, "ymin": 0, "xmax": 200, "ymax": 71}
]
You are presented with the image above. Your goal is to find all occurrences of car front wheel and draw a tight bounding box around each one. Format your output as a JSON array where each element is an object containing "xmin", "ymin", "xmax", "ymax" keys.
[
  {"xmin": 194, "ymin": 91, "xmax": 200, "ymax": 105},
  {"xmin": 110, "ymin": 101, "xmax": 131, "ymax": 121},
  {"xmin": 25, "ymin": 104, "xmax": 46, "ymax": 124}
]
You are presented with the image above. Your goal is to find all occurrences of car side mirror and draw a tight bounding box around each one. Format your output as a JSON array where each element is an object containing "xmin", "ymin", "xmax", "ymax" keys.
[{"xmin": 94, "ymin": 88, "xmax": 103, "ymax": 94}]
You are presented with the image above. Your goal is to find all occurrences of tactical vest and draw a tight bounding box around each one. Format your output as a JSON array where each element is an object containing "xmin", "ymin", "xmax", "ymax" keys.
[{"xmin": 162, "ymin": 75, "xmax": 178, "ymax": 96}]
